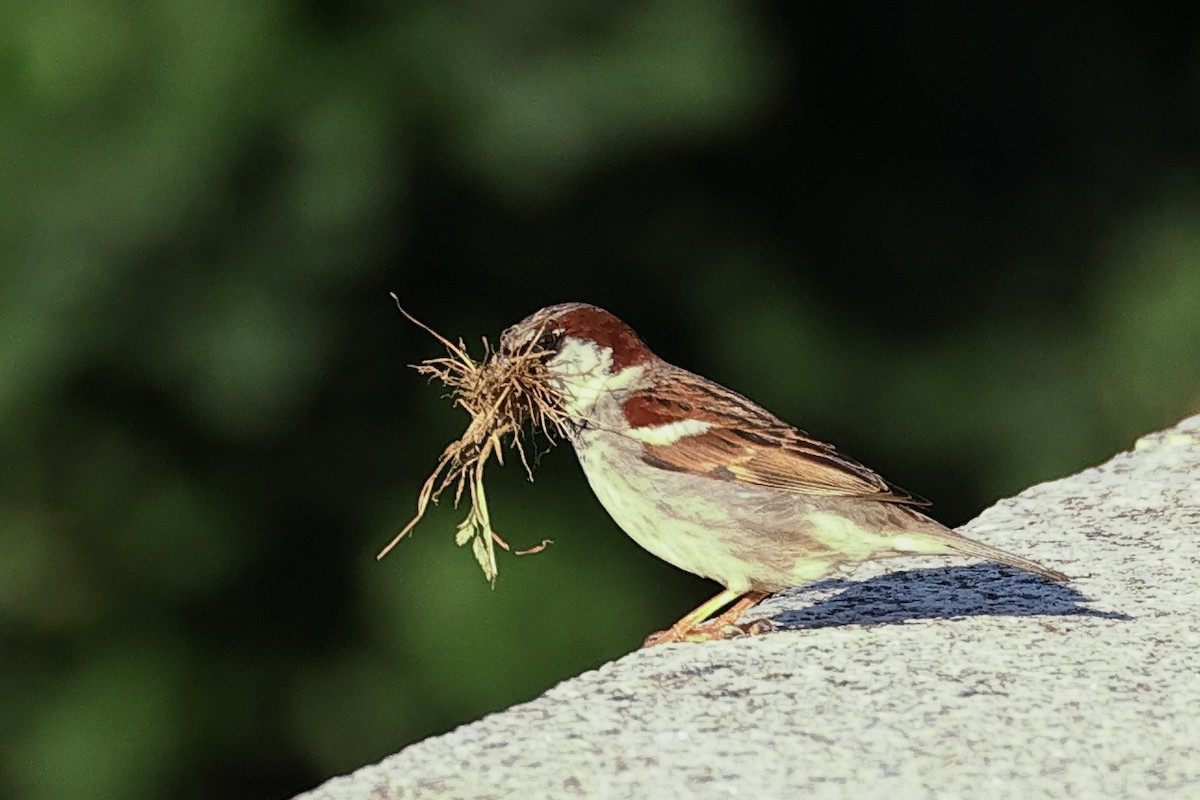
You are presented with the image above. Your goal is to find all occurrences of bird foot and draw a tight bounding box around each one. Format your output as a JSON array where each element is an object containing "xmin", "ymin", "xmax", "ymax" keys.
[{"xmin": 641, "ymin": 617, "xmax": 775, "ymax": 648}]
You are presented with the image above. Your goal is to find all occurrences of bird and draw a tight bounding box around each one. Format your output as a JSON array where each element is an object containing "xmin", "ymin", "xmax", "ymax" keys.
[{"xmin": 498, "ymin": 303, "xmax": 1068, "ymax": 646}]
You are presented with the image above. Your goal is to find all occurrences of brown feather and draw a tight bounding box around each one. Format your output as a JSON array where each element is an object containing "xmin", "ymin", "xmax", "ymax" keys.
[{"xmin": 624, "ymin": 378, "xmax": 929, "ymax": 506}]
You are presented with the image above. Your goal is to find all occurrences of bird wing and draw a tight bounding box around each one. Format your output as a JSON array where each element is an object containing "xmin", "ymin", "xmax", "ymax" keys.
[{"xmin": 620, "ymin": 378, "xmax": 929, "ymax": 506}]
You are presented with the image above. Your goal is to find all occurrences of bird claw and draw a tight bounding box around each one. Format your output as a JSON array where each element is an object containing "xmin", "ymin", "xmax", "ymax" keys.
[{"xmin": 641, "ymin": 617, "xmax": 776, "ymax": 648}]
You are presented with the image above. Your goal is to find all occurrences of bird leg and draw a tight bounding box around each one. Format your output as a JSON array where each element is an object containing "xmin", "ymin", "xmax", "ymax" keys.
[{"xmin": 642, "ymin": 589, "xmax": 772, "ymax": 647}]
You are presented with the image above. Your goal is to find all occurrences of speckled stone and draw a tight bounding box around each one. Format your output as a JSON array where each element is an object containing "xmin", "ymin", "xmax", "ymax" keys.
[{"xmin": 295, "ymin": 415, "xmax": 1200, "ymax": 800}]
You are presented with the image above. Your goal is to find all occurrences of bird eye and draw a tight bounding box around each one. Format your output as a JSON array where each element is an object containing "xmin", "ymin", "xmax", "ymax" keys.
[{"xmin": 536, "ymin": 330, "xmax": 563, "ymax": 352}]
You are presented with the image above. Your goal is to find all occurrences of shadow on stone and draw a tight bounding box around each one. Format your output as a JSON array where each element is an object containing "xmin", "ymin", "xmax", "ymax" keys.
[{"xmin": 765, "ymin": 563, "xmax": 1127, "ymax": 631}]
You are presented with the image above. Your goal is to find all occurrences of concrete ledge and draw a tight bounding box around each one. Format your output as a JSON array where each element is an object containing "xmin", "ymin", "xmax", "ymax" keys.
[{"xmin": 296, "ymin": 415, "xmax": 1200, "ymax": 799}]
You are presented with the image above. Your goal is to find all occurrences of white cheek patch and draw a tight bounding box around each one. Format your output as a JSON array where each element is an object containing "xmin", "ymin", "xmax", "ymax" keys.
[
  {"xmin": 628, "ymin": 419, "xmax": 713, "ymax": 445},
  {"xmin": 553, "ymin": 338, "xmax": 608, "ymax": 377},
  {"xmin": 548, "ymin": 341, "xmax": 643, "ymax": 418}
]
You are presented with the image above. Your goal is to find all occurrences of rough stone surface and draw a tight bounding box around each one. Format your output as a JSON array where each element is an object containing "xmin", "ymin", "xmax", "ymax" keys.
[{"xmin": 295, "ymin": 415, "xmax": 1200, "ymax": 800}]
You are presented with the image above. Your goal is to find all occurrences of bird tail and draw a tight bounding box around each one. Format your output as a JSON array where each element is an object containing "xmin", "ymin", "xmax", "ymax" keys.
[
  {"xmin": 889, "ymin": 510, "xmax": 1069, "ymax": 583},
  {"xmin": 930, "ymin": 532, "xmax": 1069, "ymax": 583}
]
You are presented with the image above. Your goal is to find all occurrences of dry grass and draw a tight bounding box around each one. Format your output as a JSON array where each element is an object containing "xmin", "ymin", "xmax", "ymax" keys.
[{"xmin": 378, "ymin": 294, "xmax": 573, "ymax": 583}]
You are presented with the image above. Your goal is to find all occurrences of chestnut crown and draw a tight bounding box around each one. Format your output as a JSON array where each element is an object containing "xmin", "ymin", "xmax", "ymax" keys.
[{"xmin": 500, "ymin": 303, "xmax": 654, "ymax": 371}]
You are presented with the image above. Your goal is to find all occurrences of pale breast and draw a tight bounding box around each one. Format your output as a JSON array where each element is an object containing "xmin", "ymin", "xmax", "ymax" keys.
[
  {"xmin": 572, "ymin": 427, "xmax": 813, "ymax": 592},
  {"xmin": 570, "ymin": 426, "xmax": 942, "ymax": 593}
]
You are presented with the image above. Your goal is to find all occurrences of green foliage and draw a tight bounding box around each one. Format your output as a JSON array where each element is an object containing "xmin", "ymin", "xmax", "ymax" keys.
[{"xmin": 2, "ymin": 2, "xmax": 1198, "ymax": 798}]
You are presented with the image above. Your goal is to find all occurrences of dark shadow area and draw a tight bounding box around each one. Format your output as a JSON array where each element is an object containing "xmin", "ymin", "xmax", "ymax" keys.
[{"xmin": 765, "ymin": 564, "xmax": 1130, "ymax": 631}]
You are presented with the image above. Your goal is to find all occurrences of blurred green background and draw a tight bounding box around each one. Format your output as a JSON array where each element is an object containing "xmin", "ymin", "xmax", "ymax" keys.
[{"xmin": 3, "ymin": 2, "xmax": 1200, "ymax": 798}]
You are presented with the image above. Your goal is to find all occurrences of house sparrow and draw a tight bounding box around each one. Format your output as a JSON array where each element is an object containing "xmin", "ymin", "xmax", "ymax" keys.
[{"xmin": 499, "ymin": 303, "xmax": 1068, "ymax": 646}]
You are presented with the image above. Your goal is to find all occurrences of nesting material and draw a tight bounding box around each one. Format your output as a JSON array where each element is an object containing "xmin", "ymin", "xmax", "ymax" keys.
[{"xmin": 379, "ymin": 295, "xmax": 573, "ymax": 583}]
